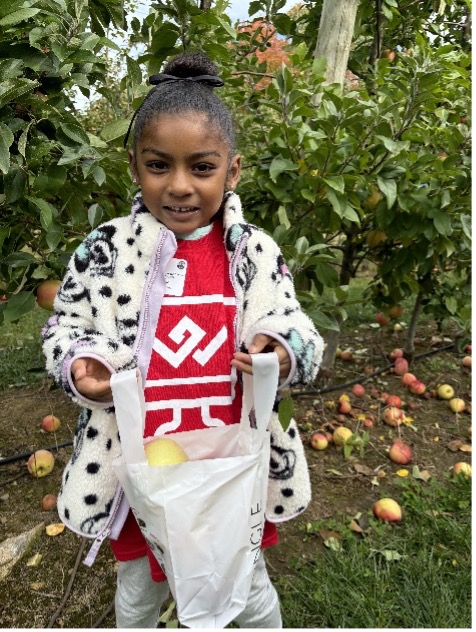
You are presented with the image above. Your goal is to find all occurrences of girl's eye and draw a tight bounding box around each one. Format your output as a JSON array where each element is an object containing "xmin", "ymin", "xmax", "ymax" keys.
[
  {"xmin": 194, "ymin": 163, "xmax": 214, "ymax": 173},
  {"xmin": 148, "ymin": 161, "xmax": 168, "ymax": 170}
]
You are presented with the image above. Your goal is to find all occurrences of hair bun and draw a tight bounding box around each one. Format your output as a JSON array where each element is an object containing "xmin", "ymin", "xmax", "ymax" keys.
[{"xmin": 163, "ymin": 51, "xmax": 219, "ymax": 79}]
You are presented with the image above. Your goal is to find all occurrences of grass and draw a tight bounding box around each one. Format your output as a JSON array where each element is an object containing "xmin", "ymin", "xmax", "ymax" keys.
[
  {"xmin": 0, "ymin": 306, "xmax": 49, "ymax": 391},
  {"xmin": 277, "ymin": 475, "xmax": 472, "ymax": 628}
]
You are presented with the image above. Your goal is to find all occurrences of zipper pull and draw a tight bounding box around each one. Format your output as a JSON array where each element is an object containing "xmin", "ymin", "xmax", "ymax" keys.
[{"xmin": 83, "ymin": 528, "xmax": 111, "ymax": 567}]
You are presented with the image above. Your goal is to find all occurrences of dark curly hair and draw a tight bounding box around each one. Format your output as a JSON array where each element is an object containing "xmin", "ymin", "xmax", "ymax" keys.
[{"xmin": 130, "ymin": 51, "xmax": 236, "ymax": 153}]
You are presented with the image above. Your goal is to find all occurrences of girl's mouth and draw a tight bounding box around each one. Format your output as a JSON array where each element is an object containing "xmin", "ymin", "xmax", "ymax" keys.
[{"xmin": 164, "ymin": 205, "xmax": 199, "ymax": 215}]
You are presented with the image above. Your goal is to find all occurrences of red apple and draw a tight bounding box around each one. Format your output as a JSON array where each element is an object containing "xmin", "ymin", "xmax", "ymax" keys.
[
  {"xmin": 41, "ymin": 493, "xmax": 57, "ymax": 511},
  {"xmin": 449, "ymin": 398, "xmax": 465, "ymax": 413},
  {"xmin": 373, "ymin": 498, "xmax": 402, "ymax": 522},
  {"xmin": 409, "ymin": 380, "xmax": 426, "ymax": 395},
  {"xmin": 452, "ymin": 462, "xmax": 471, "ymax": 478},
  {"xmin": 364, "ymin": 365, "xmax": 375, "ymax": 376},
  {"xmin": 375, "ymin": 311, "xmax": 390, "ymax": 327},
  {"xmin": 464, "ymin": 344, "xmax": 471, "ymax": 354},
  {"xmin": 333, "ymin": 426, "xmax": 353, "ymax": 446},
  {"xmin": 339, "ymin": 400, "xmax": 352, "ymax": 414},
  {"xmin": 363, "ymin": 418, "xmax": 374, "ymax": 428},
  {"xmin": 27, "ymin": 450, "xmax": 55, "ymax": 478},
  {"xmin": 383, "ymin": 406, "xmax": 404, "ymax": 427},
  {"xmin": 388, "ymin": 438, "xmax": 412, "ymax": 465},
  {"xmin": 41, "ymin": 414, "xmax": 61, "ymax": 433},
  {"xmin": 394, "ymin": 357, "xmax": 409, "ymax": 376},
  {"xmin": 36, "ymin": 279, "xmax": 61, "ymax": 311},
  {"xmin": 401, "ymin": 372, "xmax": 417, "ymax": 387},
  {"xmin": 352, "ymin": 384, "xmax": 366, "ymax": 398},
  {"xmin": 389, "ymin": 305, "xmax": 404, "ymax": 319},
  {"xmin": 340, "ymin": 350, "xmax": 353, "ymax": 362},
  {"xmin": 386, "ymin": 394, "xmax": 402, "ymax": 408},
  {"xmin": 370, "ymin": 387, "xmax": 380, "ymax": 399},
  {"xmin": 462, "ymin": 356, "xmax": 471, "ymax": 368},
  {"xmin": 389, "ymin": 348, "xmax": 404, "ymax": 361},
  {"xmin": 310, "ymin": 432, "xmax": 329, "ymax": 451}
]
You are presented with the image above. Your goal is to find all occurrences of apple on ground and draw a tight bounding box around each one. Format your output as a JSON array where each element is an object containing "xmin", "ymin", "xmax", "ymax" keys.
[
  {"xmin": 393, "ymin": 323, "xmax": 404, "ymax": 332},
  {"xmin": 386, "ymin": 394, "xmax": 402, "ymax": 408},
  {"xmin": 41, "ymin": 493, "xmax": 57, "ymax": 511},
  {"xmin": 437, "ymin": 384, "xmax": 455, "ymax": 400},
  {"xmin": 338, "ymin": 400, "xmax": 352, "ymax": 414},
  {"xmin": 144, "ymin": 437, "xmax": 189, "ymax": 466},
  {"xmin": 36, "ymin": 279, "xmax": 61, "ymax": 311},
  {"xmin": 375, "ymin": 311, "xmax": 390, "ymax": 327},
  {"xmin": 448, "ymin": 398, "xmax": 465, "ymax": 413},
  {"xmin": 333, "ymin": 427, "xmax": 353, "ymax": 446},
  {"xmin": 309, "ymin": 432, "xmax": 329, "ymax": 451},
  {"xmin": 464, "ymin": 344, "xmax": 471, "ymax": 354},
  {"xmin": 41, "ymin": 414, "xmax": 61, "ymax": 433},
  {"xmin": 363, "ymin": 418, "xmax": 374, "ymax": 428},
  {"xmin": 389, "ymin": 348, "xmax": 404, "ymax": 361},
  {"xmin": 340, "ymin": 350, "xmax": 353, "ymax": 362},
  {"xmin": 401, "ymin": 372, "xmax": 417, "ymax": 387},
  {"xmin": 370, "ymin": 387, "xmax": 380, "ymax": 399},
  {"xmin": 409, "ymin": 380, "xmax": 426, "ymax": 395},
  {"xmin": 452, "ymin": 462, "xmax": 471, "ymax": 478},
  {"xmin": 383, "ymin": 406, "xmax": 404, "ymax": 427},
  {"xmin": 27, "ymin": 450, "xmax": 55, "ymax": 477},
  {"xmin": 388, "ymin": 438, "xmax": 412, "ymax": 465},
  {"xmin": 335, "ymin": 348, "xmax": 343, "ymax": 358},
  {"xmin": 351, "ymin": 384, "xmax": 366, "ymax": 397},
  {"xmin": 394, "ymin": 357, "xmax": 409, "ymax": 376},
  {"xmin": 462, "ymin": 356, "xmax": 471, "ymax": 368},
  {"xmin": 373, "ymin": 498, "xmax": 402, "ymax": 522}
]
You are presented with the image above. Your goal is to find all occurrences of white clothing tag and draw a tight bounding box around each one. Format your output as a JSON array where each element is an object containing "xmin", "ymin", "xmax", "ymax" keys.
[{"xmin": 164, "ymin": 258, "xmax": 187, "ymax": 296}]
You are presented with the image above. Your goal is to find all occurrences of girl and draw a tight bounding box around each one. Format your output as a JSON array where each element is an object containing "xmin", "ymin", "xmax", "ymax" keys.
[{"xmin": 42, "ymin": 50, "xmax": 323, "ymax": 628}]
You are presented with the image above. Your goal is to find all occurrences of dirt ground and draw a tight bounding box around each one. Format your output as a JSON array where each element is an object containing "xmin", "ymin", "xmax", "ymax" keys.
[{"xmin": 0, "ymin": 321, "xmax": 471, "ymax": 628}]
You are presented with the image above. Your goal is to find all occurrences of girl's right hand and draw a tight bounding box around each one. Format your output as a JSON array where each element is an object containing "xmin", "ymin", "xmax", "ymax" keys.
[{"xmin": 71, "ymin": 357, "xmax": 113, "ymax": 402}]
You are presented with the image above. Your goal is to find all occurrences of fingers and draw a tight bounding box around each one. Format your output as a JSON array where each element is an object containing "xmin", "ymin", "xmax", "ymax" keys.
[
  {"xmin": 232, "ymin": 334, "xmax": 291, "ymax": 378},
  {"xmin": 71, "ymin": 357, "xmax": 112, "ymax": 401}
]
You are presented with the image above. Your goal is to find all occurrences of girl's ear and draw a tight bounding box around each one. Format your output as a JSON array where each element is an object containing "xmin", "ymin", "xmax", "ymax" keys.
[
  {"xmin": 226, "ymin": 154, "xmax": 241, "ymax": 190},
  {"xmin": 128, "ymin": 149, "xmax": 138, "ymax": 182}
]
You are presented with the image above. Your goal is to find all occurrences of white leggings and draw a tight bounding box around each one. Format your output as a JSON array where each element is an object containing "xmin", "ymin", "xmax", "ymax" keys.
[{"xmin": 115, "ymin": 552, "xmax": 282, "ymax": 628}]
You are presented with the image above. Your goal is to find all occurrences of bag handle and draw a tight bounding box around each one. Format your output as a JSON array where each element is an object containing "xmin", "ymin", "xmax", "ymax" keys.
[{"xmin": 111, "ymin": 352, "xmax": 279, "ymax": 464}]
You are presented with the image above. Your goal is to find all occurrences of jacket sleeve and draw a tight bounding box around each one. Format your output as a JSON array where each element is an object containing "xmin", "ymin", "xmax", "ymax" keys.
[
  {"xmin": 238, "ymin": 230, "xmax": 323, "ymax": 388},
  {"xmin": 42, "ymin": 230, "xmax": 137, "ymax": 409}
]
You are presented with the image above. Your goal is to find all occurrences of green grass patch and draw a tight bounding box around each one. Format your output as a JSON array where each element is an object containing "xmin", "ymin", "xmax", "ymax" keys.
[
  {"xmin": 0, "ymin": 307, "xmax": 49, "ymax": 391},
  {"xmin": 278, "ymin": 476, "xmax": 471, "ymax": 628}
]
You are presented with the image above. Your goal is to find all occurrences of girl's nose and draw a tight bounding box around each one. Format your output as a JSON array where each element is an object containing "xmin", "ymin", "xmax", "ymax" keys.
[{"xmin": 168, "ymin": 169, "xmax": 193, "ymax": 197}]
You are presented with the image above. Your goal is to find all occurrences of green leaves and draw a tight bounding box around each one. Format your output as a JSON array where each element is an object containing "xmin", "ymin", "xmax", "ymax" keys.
[
  {"xmin": 278, "ymin": 396, "xmax": 294, "ymax": 431},
  {"xmin": 0, "ymin": 123, "xmax": 14, "ymax": 174}
]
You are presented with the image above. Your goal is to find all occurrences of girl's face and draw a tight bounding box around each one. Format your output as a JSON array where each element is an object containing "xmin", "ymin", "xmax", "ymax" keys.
[{"xmin": 129, "ymin": 113, "xmax": 240, "ymax": 234}]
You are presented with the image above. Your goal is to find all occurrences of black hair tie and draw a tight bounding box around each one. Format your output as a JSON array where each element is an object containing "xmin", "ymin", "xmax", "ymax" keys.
[{"xmin": 123, "ymin": 73, "xmax": 225, "ymax": 147}]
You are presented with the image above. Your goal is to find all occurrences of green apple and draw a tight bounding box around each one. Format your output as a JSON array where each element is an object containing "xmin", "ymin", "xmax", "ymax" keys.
[
  {"xmin": 333, "ymin": 426, "xmax": 353, "ymax": 446},
  {"xmin": 144, "ymin": 437, "xmax": 189, "ymax": 466},
  {"xmin": 437, "ymin": 384, "xmax": 455, "ymax": 399},
  {"xmin": 27, "ymin": 450, "xmax": 55, "ymax": 477}
]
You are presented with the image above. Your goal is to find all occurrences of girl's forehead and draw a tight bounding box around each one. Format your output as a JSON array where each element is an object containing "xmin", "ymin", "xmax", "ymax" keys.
[{"xmin": 141, "ymin": 112, "xmax": 224, "ymax": 144}]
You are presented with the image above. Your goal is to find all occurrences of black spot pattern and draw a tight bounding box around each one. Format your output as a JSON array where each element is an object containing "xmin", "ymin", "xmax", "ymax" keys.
[
  {"xmin": 99, "ymin": 286, "xmax": 112, "ymax": 298},
  {"xmin": 117, "ymin": 294, "xmax": 131, "ymax": 305},
  {"xmin": 84, "ymin": 494, "xmax": 98, "ymax": 505},
  {"xmin": 86, "ymin": 462, "xmax": 100, "ymax": 474}
]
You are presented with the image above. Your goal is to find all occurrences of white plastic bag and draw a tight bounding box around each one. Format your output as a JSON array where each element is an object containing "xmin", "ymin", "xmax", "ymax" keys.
[{"xmin": 110, "ymin": 353, "xmax": 279, "ymax": 628}]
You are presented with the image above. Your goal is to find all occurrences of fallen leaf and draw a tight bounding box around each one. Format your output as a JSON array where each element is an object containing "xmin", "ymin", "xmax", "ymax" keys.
[
  {"xmin": 371, "ymin": 548, "xmax": 405, "ymax": 562},
  {"xmin": 371, "ymin": 476, "xmax": 380, "ymax": 486},
  {"xmin": 0, "ymin": 523, "xmax": 44, "ymax": 581},
  {"xmin": 447, "ymin": 439, "xmax": 463, "ymax": 452},
  {"xmin": 31, "ymin": 582, "xmax": 46, "ymax": 591},
  {"xmin": 353, "ymin": 463, "xmax": 374, "ymax": 476},
  {"xmin": 459, "ymin": 444, "xmax": 472, "ymax": 452},
  {"xmin": 412, "ymin": 465, "xmax": 432, "ymax": 482},
  {"xmin": 45, "ymin": 523, "xmax": 65, "ymax": 537},
  {"xmin": 396, "ymin": 469, "xmax": 409, "ymax": 477},
  {"xmin": 324, "ymin": 537, "xmax": 343, "ymax": 552},
  {"xmin": 26, "ymin": 553, "xmax": 42, "ymax": 567},
  {"xmin": 325, "ymin": 469, "xmax": 343, "ymax": 476}
]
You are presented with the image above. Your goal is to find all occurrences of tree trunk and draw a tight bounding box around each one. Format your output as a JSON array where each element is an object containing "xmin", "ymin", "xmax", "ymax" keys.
[
  {"xmin": 313, "ymin": 0, "xmax": 360, "ymax": 87},
  {"xmin": 403, "ymin": 289, "xmax": 424, "ymax": 364}
]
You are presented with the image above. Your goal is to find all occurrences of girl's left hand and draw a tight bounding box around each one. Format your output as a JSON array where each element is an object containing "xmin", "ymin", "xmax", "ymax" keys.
[{"xmin": 231, "ymin": 333, "xmax": 291, "ymax": 378}]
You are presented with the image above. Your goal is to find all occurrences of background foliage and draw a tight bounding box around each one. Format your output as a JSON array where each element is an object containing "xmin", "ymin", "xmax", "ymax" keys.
[{"xmin": 0, "ymin": 0, "xmax": 471, "ymax": 375}]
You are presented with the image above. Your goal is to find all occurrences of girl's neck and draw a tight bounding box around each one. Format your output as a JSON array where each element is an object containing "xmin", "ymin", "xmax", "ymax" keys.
[{"xmin": 174, "ymin": 222, "xmax": 214, "ymax": 241}]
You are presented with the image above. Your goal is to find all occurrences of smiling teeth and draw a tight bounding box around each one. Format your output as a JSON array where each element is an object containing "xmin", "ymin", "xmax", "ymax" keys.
[{"xmin": 169, "ymin": 206, "xmax": 197, "ymax": 212}]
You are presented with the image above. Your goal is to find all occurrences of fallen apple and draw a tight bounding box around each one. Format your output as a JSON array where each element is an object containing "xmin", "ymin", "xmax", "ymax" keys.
[
  {"xmin": 393, "ymin": 323, "xmax": 404, "ymax": 333},
  {"xmin": 452, "ymin": 462, "xmax": 471, "ymax": 478},
  {"xmin": 351, "ymin": 384, "xmax": 366, "ymax": 398},
  {"xmin": 383, "ymin": 406, "xmax": 404, "ymax": 427},
  {"xmin": 386, "ymin": 394, "xmax": 402, "ymax": 408},
  {"xmin": 388, "ymin": 438, "xmax": 412, "ymax": 465},
  {"xmin": 338, "ymin": 400, "xmax": 352, "ymax": 414},
  {"xmin": 437, "ymin": 384, "xmax": 455, "ymax": 400},
  {"xmin": 41, "ymin": 414, "xmax": 61, "ymax": 433},
  {"xmin": 448, "ymin": 398, "xmax": 465, "ymax": 413},
  {"xmin": 310, "ymin": 432, "xmax": 329, "ymax": 451},
  {"xmin": 462, "ymin": 356, "xmax": 471, "ymax": 369},
  {"xmin": 394, "ymin": 357, "xmax": 409, "ymax": 376},
  {"xmin": 340, "ymin": 350, "xmax": 353, "ymax": 362},
  {"xmin": 373, "ymin": 498, "xmax": 402, "ymax": 522},
  {"xmin": 333, "ymin": 426, "xmax": 353, "ymax": 446},
  {"xmin": 41, "ymin": 493, "xmax": 57, "ymax": 511},
  {"xmin": 27, "ymin": 449, "xmax": 55, "ymax": 478},
  {"xmin": 401, "ymin": 372, "xmax": 417, "ymax": 387},
  {"xmin": 375, "ymin": 311, "xmax": 390, "ymax": 327},
  {"xmin": 464, "ymin": 344, "xmax": 471, "ymax": 354},
  {"xmin": 36, "ymin": 279, "xmax": 61, "ymax": 311},
  {"xmin": 389, "ymin": 348, "xmax": 404, "ymax": 361},
  {"xmin": 144, "ymin": 437, "xmax": 189, "ymax": 466},
  {"xmin": 389, "ymin": 305, "xmax": 404, "ymax": 319},
  {"xmin": 409, "ymin": 380, "xmax": 426, "ymax": 396}
]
